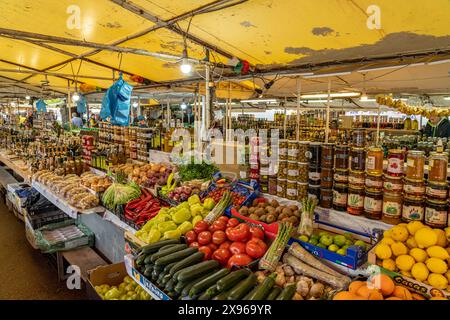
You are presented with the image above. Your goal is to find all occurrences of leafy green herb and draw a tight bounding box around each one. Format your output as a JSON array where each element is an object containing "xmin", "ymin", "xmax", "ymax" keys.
[{"xmin": 178, "ymin": 161, "xmax": 218, "ymax": 182}]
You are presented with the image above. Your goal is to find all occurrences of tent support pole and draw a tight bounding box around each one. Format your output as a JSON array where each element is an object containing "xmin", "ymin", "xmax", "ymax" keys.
[
  {"xmin": 376, "ymin": 103, "xmax": 381, "ymax": 145},
  {"xmin": 205, "ymin": 64, "xmax": 211, "ymax": 134},
  {"xmin": 325, "ymin": 79, "xmax": 331, "ymax": 143},
  {"xmin": 296, "ymin": 77, "xmax": 301, "ymax": 141}
]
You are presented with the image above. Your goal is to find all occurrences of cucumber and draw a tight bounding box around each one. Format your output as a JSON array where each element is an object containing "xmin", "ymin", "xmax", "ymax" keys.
[
  {"xmin": 165, "ymin": 277, "xmax": 176, "ymax": 292},
  {"xmin": 181, "ymin": 271, "xmax": 215, "ymax": 298},
  {"xmin": 247, "ymin": 273, "xmax": 276, "ymax": 300},
  {"xmin": 169, "ymin": 252, "xmax": 204, "ymax": 276},
  {"xmin": 276, "ymin": 284, "xmax": 296, "ymax": 300},
  {"xmin": 143, "ymin": 265, "xmax": 153, "ymax": 278},
  {"xmin": 189, "ymin": 268, "xmax": 230, "ymax": 297},
  {"xmin": 136, "ymin": 253, "xmax": 147, "ymax": 266},
  {"xmin": 140, "ymin": 239, "xmax": 180, "ymax": 255},
  {"xmin": 164, "ymin": 261, "xmax": 178, "ymax": 273},
  {"xmin": 243, "ymin": 286, "xmax": 258, "ymax": 300},
  {"xmin": 174, "ymin": 280, "xmax": 189, "ymax": 294},
  {"xmin": 266, "ymin": 286, "xmax": 282, "ymax": 300},
  {"xmin": 154, "ymin": 247, "xmax": 198, "ymax": 266},
  {"xmin": 177, "ymin": 260, "xmax": 220, "ymax": 283},
  {"xmin": 157, "ymin": 271, "xmax": 166, "ymax": 286},
  {"xmin": 198, "ymin": 284, "xmax": 219, "ymax": 300},
  {"xmin": 227, "ymin": 273, "xmax": 257, "ymax": 300},
  {"xmin": 216, "ymin": 269, "xmax": 251, "ymax": 292},
  {"xmin": 151, "ymin": 268, "xmax": 160, "ymax": 281},
  {"xmin": 144, "ymin": 254, "xmax": 154, "ymax": 265},
  {"xmin": 150, "ymin": 244, "xmax": 187, "ymax": 263}
]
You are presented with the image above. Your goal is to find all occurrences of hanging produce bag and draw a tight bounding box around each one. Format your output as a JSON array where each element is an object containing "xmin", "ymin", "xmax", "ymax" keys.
[
  {"xmin": 36, "ymin": 99, "xmax": 47, "ymax": 112},
  {"xmin": 76, "ymin": 94, "xmax": 87, "ymax": 114},
  {"xmin": 100, "ymin": 73, "xmax": 133, "ymax": 125}
]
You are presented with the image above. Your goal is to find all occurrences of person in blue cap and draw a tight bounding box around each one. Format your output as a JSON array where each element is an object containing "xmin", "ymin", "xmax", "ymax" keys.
[{"xmin": 136, "ymin": 115, "xmax": 148, "ymax": 128}]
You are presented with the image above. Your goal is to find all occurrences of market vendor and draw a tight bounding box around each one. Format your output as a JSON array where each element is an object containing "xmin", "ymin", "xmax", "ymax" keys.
[
  {"xmin": 423, "ymin": 115, "xmax": 450, "ymax": 138},
  {"xmin": 136, "ymin": 115, "xmax": 148, "ymax": 128},
  {"xmin": 71, "ymin": 112, "xmax": 83, "ymax": 128}
]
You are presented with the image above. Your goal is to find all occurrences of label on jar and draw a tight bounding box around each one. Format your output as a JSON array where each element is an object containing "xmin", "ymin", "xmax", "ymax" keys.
[
  {"xmin": 407, "ymin": 159, "xmax": 415, "ymax": 167},
  {"xmin": 383, "ymin": 201, "xmax": 402, "ymax": 218},
  {"xmin": 333, "ymin": 190, "xmax": 348, "ymax": 206},
  {"xmin": 425, "ymin": 207, "xmax": 447, "ymax": 227},
  {"xmin": 288, "ymin": 169, "xmax": 299, "ymax": 177},
  {"xmin": 387, "ymin": 158, "xmax": 404, "ymax": 175},
  {"xmin": 348, "ymin": 193, "xmax": 364, "ymax": 209},
  {"xmin": 287, "ymin": 188, "xmax": 297, "ymax": 197},
  {"xmin": 288, "ymin": 149, "xmax": 299, "ymax": 157},
  {"xmin": 366, "ymin": 177, "xmax": 383, "ymax": 188},
  {"xmin": 426, "ymin": 186, "xmax": 448, "ymax": 199},
  {"xmin": 349, "ymin": 175, "xmax": 364, "ymax": 185},
  {"xmin": 364, "ymin": 196, "xmax": 382, "ymax": 213},
  {"xmin": 384, "ymin": 180, "xmax": 403, "ymax": 192},
  {"xmin": 276, "ymin": 185, "xmax": 284, "ymax": 193},
  {"xmin": 366, "ymin": 156, "xmax": 376, "ymax": 171},
  {"xmin": 404, "ymin": 183, "xmax": 425, "ymax": 195},
  {"xmin": 334, "ymin": 173, "xmax": 349, "ymax": 183},
  {"xmin": 402, "ymin": 204, "xmax": 424, "ymax": 221},
  {"xmin": 309, "ymin": 171, "xmax": 321, "ymax": 180},
  {"xmin": 280, "ymin": 148, "xmax": 288, "ymax": 156}
]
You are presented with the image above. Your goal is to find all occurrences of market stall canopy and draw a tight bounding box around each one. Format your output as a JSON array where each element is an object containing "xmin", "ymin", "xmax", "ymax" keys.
[{"xmin": 0, "ymin": 0, "xmax": 449, "ymax": 99}]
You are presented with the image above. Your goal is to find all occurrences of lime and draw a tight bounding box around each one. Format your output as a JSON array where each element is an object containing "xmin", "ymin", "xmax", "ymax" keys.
[
  {"xmin": 317, "ymin": 243, "xmax": 327, "ymax": 249},
  {"xmin": 298, "ymin": 235, "xmax": 309, "ymax": 242},
  {"xmin": 319, "ymin": 231, "xmax": 330, "ymax": 238},
  {"xmin": 328, "ymin": 244, "xmax": 339, "ymax": 252},
  {"xmin": 354, "ymin": 240, "xmax": 367, "ymax": 250},
  {"xmin": 343, "ymin": 232, "xmax": 354, "ymax": 241},
  {"xmin": 345, "ymin": 239, "xmax": 353, "ymax": 246},
  {"xmin": 333, "ymin": 235, "xmax": 347, "ymax": 247},
  {"xmin": 309, "ymin": 238, "xmax": 318, "ymax": 246},
  {"xmin": 319, "ymin": 235, "xmax": 333, "ymax": 247},
  {"xmin": 337, "ymin": 248, "xmax": 347, "ymax": 255}
]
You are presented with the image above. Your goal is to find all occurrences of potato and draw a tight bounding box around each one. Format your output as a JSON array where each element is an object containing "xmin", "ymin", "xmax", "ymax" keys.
[
  {"xmin": 292, "ymin": 210, "xmax": 300, "ymax": 218},
  {"xmin": 249, "ymin": 214, "xmax": 259, "ymax": 221},
  {"xmin": 278, "ymin": 213, "xmax": 287, "ymax": 220},
  {"xmin": 255, "ymin": 208, "xmax": 265, "ymax": 216},
  {"xmin": 259, "ymin": 215, "xmax": 267, "ymax": 222},
  {"xmin": 282, "ymin": 208, "xmax": 293, "ymax": 216},
  {"xmin": 248, "ymin": 207, "xmax": 256, "ymax": 214},
  {"xmin": 270, "ymin": 199, "xmax": 279, "ymax": 208},
  {"xmin": 239, "ymin": 206, "xmax": 249, "ymax": 216},
  {"xmin": 275, "ymin": 206, "xmax": 284, "ymax": 214},
  {"xmin": 282, "ymin": 217, "xmax": 291, "ymax": 223},
  {"xmin": 289, "ymin": 216, "xmax": 299, "ymax": 225},
  {"xmin": 265, "ymin": 206, "xmax": 275, "ymax": 213},
  {"xmin": 289, "ymin": 205, "xmax": 299, "ymax": 212},
  {"xmin": 266, "ymin": 214, "xmax": 276, "ymax": 223}
]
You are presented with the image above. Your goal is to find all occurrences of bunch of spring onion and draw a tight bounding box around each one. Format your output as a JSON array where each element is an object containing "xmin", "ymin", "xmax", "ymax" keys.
[
  {"xmin": 259, "ymin": 222, "xmax": 294, "ymax": 272},
  {"xmin": 297, "ymin": 197, "xmax": 318, "ymax": 237},
  {"xmin": 203, "ymin": 191, "xmax": 232, "ymax": 224}
]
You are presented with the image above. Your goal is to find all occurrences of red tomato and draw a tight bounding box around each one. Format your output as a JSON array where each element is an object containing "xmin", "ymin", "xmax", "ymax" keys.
[
  {"xmin": 219, "ymin": 241, "xmax": 232, "ymax": 250},
  {"xmin": 198, "ymin": 231, "xmax": 212, "ymax": 245},
  {"xmin": 198, "ymin": 246, "xmax": 212, "ymax": 260},
  {"xmin": 194, "ymin": 220, "xmax": 209, "ymax": 234},
  {"xmin": 229, "ymin": 242, "xmax": 247, "ymax": 255},
  {"xmin": 189, "ymin": 241, "xmax": 199, "ymax": 248},
  {"xmin": 249, "ymin": 227, "xmax": 264, "ymax": 240},
  {"xmin": 218, "ymin": 216, "xmax": 229, "ymax": 224},
  {"xmin": 213, "ymin": 220, "xmax": 227, "ymax": 231},
  {"xmin": 212, "ymin": 248, "xmax": 232, "ymax": 266},
  {"xmin": 227, "ymin": 218, "xmax": 240, "ymax": 228},
  {"xmin": 207, "ymin": 243, "xmax": 218, "ymax": 252},
  {"xmin": 226, "ymin": 253, "xmax": 253, "ymax": 269},
  {"xmin": 185, "ymin": 230, "xmax": 197, "ymax": 244},
  {"xmin": 245, "ymin": 238, "xmax": 268, "ymax": 259},
  {"xmin": 226, "ymin": 223, "xmax": 250, "ymax": 242},
  {"xmin": 212, "ymin": 230, "xmax": 226, "ymax": 245}
]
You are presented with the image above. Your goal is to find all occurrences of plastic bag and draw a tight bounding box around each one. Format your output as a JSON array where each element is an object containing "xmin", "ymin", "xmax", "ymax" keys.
[
  {"xmin": 76, "ymin": 94, "xmax": 87, "ymax": 114},
  {"xmin": 36, "ymin": 99, "xmax": 47, "ymax": 112},
  {"xmin": 100, "ymin": 73, "xmax": 133, "ymax": 125}
]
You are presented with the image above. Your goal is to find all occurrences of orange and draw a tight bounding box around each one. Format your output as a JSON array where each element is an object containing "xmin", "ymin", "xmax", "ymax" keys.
[
  {"xmin": 385, "ymin": 296, "xmax": 402, "ymax": 300},
  {"xmin": 368, "ymin": 274, "xmax": 395, "ymax": 297},
  {"xmin": 367, "ymin": 290, "xmax": 384, "ymax": 300},
  {"xmin": 349, "ymin": 281, "xmax": 366, "ymax": 294},
  {"xmin": 411, "ymin": 293, "xmax": 426, "ymax": 300},
  {"xmin": 392, "ymin": 286, "xmax": 413, "ymax": 300},
  {"xmin": 356, "ymin": 285, "xmax": 382, "ymax": 300},
  {"xmin": 333, "ymin": 291, "xmax": 359, "ymax": 300}
]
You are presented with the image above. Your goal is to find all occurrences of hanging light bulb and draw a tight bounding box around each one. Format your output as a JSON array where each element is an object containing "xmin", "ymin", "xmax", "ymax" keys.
[
  {"xmin": 180, "ymin": 49, "xmax": 192, "ymax": 74},
  {"xmin": 72, "ymin": 92, "xmax": 80, "ymax": 102},
  {"xmin": 132, "ymin": 101, "xmax": 139, "ymax": 108},
  {"xmin": 25, "ymin": 95, "xmax": 31, "ymax": 100},
  {"xmin": 360, "ymin": 73, "xmax": 368, "ymax": 101},
  {"xmin": 180, "ymin": 102, "xmax": 187, "ymax": 110}
]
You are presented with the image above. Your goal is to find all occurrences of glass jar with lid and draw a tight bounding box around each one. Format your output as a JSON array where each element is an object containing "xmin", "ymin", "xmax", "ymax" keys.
[
  {"xmin": 307, "ymin": 142, "xmax": 322, "ymax": 167},
  {"xmin": 287, "ymin": 161, "xmax": 299, "ymax": 180},
  {"xmin": 320, "ymin": 189, "xmax": 333, "ymax": 208},
  {"xmin": 405, "ymin": 150, "xmax": 425, "ymax": 180},
  {"xmin": 428, "ymin": 152, "xmax": 448, "ymax": 183},
  {"xmin": 333, "ymin": 184, "xmax": 348, "ymax": 212},
  {"xmin": 321, "ymin": 143, "xmax": 335, "ymax": 168},
  {"xmin": 383, "ymin": 174, "xmax": 403, "ymax": 193},
  {"xmin": 387, "ymin": 149, "xmax": 405, "ymax": 177},
  {"xmin": 402, "ymin": 195, "xmax": 425, "ymax": 222},
  {"xmin": 286, "ymin": 180, "xmax": 298, "ymax": 200},
  {"xmin": 425, "ymin": 198, "xmax": 448, "ymax": 228},
  {"xmin": 426, "ymin": 181, "xmax": 448, "ymax": 200},
  {"xmin": 364, "ymin": 190, "xmax": 383, "ymax": 220},
  {"xmin": 320, "ymin": 167, "xmax": 334, "ymax": 188},
  {"xmin": 277, "ymin": 179, "xmax": 287, "ymax": 198},
  {"xmin": 334, "ymin": 169, "xmax": 349, "ymax": 184},
  {"xmin": 308, "ymin": 184, "xmax": 320, "ymax": 200},
  {"xmin": 348, "ymin": 170, "xmax": 365, "ymax": 187},
  {"xmin": 366, "ymin": 147, "xmax": 384, "ymax": 175},
  {"xmin": 297, "ymin": 182, "xmax": 308, "ymax": 200},
  {"xmin": 268, "ymin": 177, "xmax": 277, "ymax": 195},
  {"xmin": 278, "ymin": 160, "xmax": 287, "ymax": 179},
  {"xmin": 297, "ymin": 162, "xmax": 308, "ymax": 182},
  {"xmin": 298, "ymin": 141, "xmax": 309, "ymax": 162},
  {"xmin": 308, "ymin": 166, "xmax": 321, "ymax": 186},
  {"xmin": 365, "ymin": 173, "xmax": 383, "ymax": 190},
  {"xmin": 403, "ymin": 178, "xmax": 426, "ymax": 197},
  {"xmin": 350, "ymin": 147, "xmax": 366, "ymax": 171},
  {"xmin": 382, "ymin": 192, "xmax": 403, "ymax": 224},
  {"xmin": 334, "ymin": 145, "xmax": 350, "ymax": 170},
  {"xmin": 347, "ymin": 186, "xmax": 365, "ymax": 215},
  {"xmin": 279, "ymin": 140, "xmax": 288, "ymax": 160},
  {"xmin": 352, "ymin": 129, "xmax": 366, "ymax": 147},
  {"xmin": 287, "ymin": 141, "xmax": 299, "ymax": 161}
]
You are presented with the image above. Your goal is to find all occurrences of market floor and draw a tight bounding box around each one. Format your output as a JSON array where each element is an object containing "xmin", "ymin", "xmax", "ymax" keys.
[{"xmin": 0, "ymin": 200, "xmax": 86, "ymax": 300}]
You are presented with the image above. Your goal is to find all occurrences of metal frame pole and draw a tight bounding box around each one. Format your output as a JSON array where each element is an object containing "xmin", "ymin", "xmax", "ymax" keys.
[{"xmin": 325, "ymin": 79, "xmax": 331, "ymax": 143}]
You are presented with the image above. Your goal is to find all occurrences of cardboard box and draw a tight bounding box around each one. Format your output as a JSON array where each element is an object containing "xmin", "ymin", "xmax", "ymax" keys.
[{"xmin": 86, "ymin": 262, "xmax": 127, "ymax": 300}]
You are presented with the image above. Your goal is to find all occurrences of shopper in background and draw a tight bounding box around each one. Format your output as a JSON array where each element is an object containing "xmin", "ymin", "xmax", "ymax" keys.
[
  {"xmin": 423, "ymin": 115, "xmax": 450, "ymax": 138},
  {"xmin": 71, "ymin": 112, "xmax": 83, "ymax": 128},
  {"xmin": 89, "ymin": 114, "xmax": 99, "ymax": 127},
  {"xmin": 24, "ymin": 111, "xmax": 33, "ymax": 129},
  {"xmin": 137, "ymin": 115, "xmax": 148, "ymax": 128}
]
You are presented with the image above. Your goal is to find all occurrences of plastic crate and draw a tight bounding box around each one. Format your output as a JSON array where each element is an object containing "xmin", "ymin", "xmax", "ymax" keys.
[{"xmin": 26, "ymin": 210, "xmax": 71, "ymax": 229}]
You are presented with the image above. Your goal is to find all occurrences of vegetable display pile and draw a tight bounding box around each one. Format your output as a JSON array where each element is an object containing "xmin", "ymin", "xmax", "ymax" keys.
[
  {"xmin": 203, "ymin": 191, "xmax": 232, "ymax": 224},
  {"xmin": 259, "ymin": 222, "xmax": 294, "ymax": 272},
  {"xmin": 296, "ymin": 231, "xmax": 368, "ymax": 256},
  {"xmin": 95, "ymin": 276, "xmax": 151, "ymax": 300},
  {"xmin": 184, "ymin": 217, "xmax": 269, "ymax": 269},
  {"xmin": 297, "ymin": 197, "xmax": 318, "ymax": 237},
  {"xmin": 102, "ymin": 172, "xmax": 141, "ymax": 211},
  {"xmin": 204, "ymin": 183, "xmax": 251, "ymax": 208},
  {"xmin": 134, "ymin": 194, "xmax": 215, "ymax": 244},
  {"xmin": 110, "ymin": 163, "xmax": 173, "ymax": 188},
  {"xmin": 177, "ymin": 161, "xmax": 218, "ymax": 182},
  {"xmin": 124, "ymin": 188, "xmax": 166, "ymax": 227},
  {"xmin": 237, "ymin": 198, "xmax": 300, "ymax": 225}
]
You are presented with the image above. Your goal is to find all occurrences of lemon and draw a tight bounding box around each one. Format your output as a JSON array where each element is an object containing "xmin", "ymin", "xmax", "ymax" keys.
[
  {"xmin": 382, "ymin": 258, "xmax": 396, "ymax": 271},
  {"xmin": 375, "ymin": 243, "xmax": 392, "ymax": 260},
  {"xmin": 446, "ymin": 270, "xmax": 450, "ymax": 283},
  {"xmin": 430, "ymin": 297, "xmax": 448, "ymax": 300},
  {"xmin": 445, "ymin": 227, "xmax": 450, "ymax": 242},
  {"xmin": 381, "ymin": 237, "xmax": 395, "ymax": 246},
  {"xmin": 405, "ymin": 236, "xmax": 418, "ymax": 249},
  {"xmin": 391, "ymin": 242, "xmax": 408, "ymax": 256},
  {"xmin": 414, "ymin": 228, "xmax": 437, "ymax": 248},
  {"xmin": 396, "ymin": 255, "xmax": 415, "ymax": 272},
  {"xmin": 426, "ymin": 246, "xmax": 450, "ymax": 260},
  {"xmin": 400, "ymin": 270, "xmax": 412, "ymax": 277},
  {"xmin": 383, "ymin": 229, "xmax": 393, "ymax": 239},
  {"xmin": 397, "ymin": 223, "xmax": 408, "ymax": 228},
  {"xmin": 411, "ymin": 262, "xmax": 429, "ymax": 281},
  {"xmin": 409, "ymin": 248, "xmax": 428, "ymax": 263},
  {"xmin": 428, "ymin": 273, "xmax": 449, "ymax": 290},
  {"xmin": 433, "ymin": 229, "xmax": 448, "ymax": 247},
  {"xmin": 392, "ymin": 226, "xmax": 409, "ymax": 242},
  {"xmin": 407, "ymin": 221, "xmax": 425, "ymax": 236},
  {"xmin": 425, "ymin": 258, "xmax": 448, "ymax": 274}
]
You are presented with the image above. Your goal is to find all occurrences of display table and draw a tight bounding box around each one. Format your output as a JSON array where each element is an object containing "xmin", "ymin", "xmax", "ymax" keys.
[{"xmin": 0, "ymin": 151, "xmax": 32, "ymax": 183}]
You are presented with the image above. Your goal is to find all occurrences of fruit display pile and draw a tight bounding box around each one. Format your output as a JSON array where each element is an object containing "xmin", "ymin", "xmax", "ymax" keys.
[
  {"xmin": 236, "ymin": 198, "xmax": 300, "ymax": 225},
  {"xmin": 296, "ymin": 231, "xmax": 368, "ymax": 256},
  {"xmin": 374, "ymin": 222, "xmax": 450, "ymax": 291},
  {"xmin": 184, "ymin": 217, "xmax": 269, "ymax": 268},
  {"xmin": 94, "ymin": 276, "xmax": 151, "ymax": 300}
]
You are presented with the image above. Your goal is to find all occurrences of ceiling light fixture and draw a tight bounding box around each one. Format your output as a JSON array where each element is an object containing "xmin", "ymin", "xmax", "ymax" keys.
[
  {"xmin": 180, "ymin": 102, "xmax": 187, "ymax": 109},
  {"xmin": 180, "ymin": 49, "xmax": 192, "ymax": 74},
  {"xmin": 72, "ymin": 92, "xmax": 80, "ymax": 102},
  {"xmin": 132, "ymin": 101, "xmax": 138, "ymax": 108},
  {"xmin": 25, "ymin": 95, "xmax": 31, "ymax": 100},
  {"xmin": 301, "ymin": 92, "xmax": 360, "ymax": 99},
  {"xmin": 444, "ymin": 97, "xmax": 450, "ymax": 101}
]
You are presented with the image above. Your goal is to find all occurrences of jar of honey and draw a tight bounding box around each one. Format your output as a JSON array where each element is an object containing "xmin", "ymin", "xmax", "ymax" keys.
[
  {"xmin": 402, "ymin": 195, "xmax": 425, "ymax": 222},
  {"xmin": 426, "ymin": 181, "xmax": 448, "ymax": 200},
  {"xmin": 334, "ymin": 169, "xmax": 349, "ymax": 184},
  {"xmin": 320, "ymin": 188, "xmax": 333, "ymax": 209},
  {"xmin": 333, "ymin": 184, "xmax": 348, "ymax": 212},
  {"xmin": 364, "ymin": 190, "xmax": 383, "ymax": 220},
  {"xmin": 320, "ymin": 167, "xmax": 334, "ymax": 188},
  {"xmin": 347, "ymin": 186, "xmax": 365, "ymax": 215},
  {"xmin": 334, "ymin": 145, "xmax": 350, "ymax": 170},
  {"xmin": 366, "ymin": 147, "xmax": 384, "ymax": 175},
  {"xmin": 403, "ymin": 178, "xmax": 426, "ymax": 197},
  {"xmin": 350, "ymin": 147, "xmax": 366, "ymax": 171},
  {"xmin": 321, "ymin": 143, "xmax": 335, "ymax": 168},
  {"xmin": 348, "ymin": 170, "xmax": 365, "ymax": 187},
  {"xmin": 406, "ymin": 150, "xmax": 425, "ymax": 180},
  {"xmin": 428, "ymin": 152, "xmax": 448, "ymax": 183},
  {"xmin": 386, "ymin": 149, "xmax": 405, "ymax": 177},
  {"xmin": 425, "ymin": 198, "xmax": 448, "ymax": 228},
  {"xmin": 383, "ymin": 174, "xmax": 403, "ymax": 193},
  {"xmin": 382, "ymin": 192, "xmax": 403, "ymax": 224},
  {"xmin": 365, "ymin": 173, "xmax": 383, "ymax": 190},
  {"xmin": 352, "ymin": 129, "xmax": 366, "ymax": 147}
]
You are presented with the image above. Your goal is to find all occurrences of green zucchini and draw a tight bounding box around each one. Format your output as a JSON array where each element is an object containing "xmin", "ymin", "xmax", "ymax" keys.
[
  {"xmin": 227, "ymin": 273, "xmax": 257, "ymax": 300},
  {"xmin": 247, "ymin": 273, "xmax": 276, "ymax": 300},
  {"xmin": 150, "ymin": 244, "xmax": 187, "ymax": 263},
  {"xmin": 151, "ymin": 268, "xmax": 160, "ymax": 281},
  {"xmin": 243, "ymin": 286, "xmax": 258, "ymax": 300},
  {"xmin": 276, "ymin": 284, "xmax": 296, "ymax": 300},
  {"xmin": 164, "ymin": 261, "xmax": 178, "ymax": 273},
  {"xmin": 181, "ymin": 271, "xmax": 215, "ymax": 298},
  {"xmin": 165, "ymin": 276, "xmax": 176, "ymax": 292},
  {"xmin": 198, "ymin": 284, "xmax": 219, "ymax": 300},
  {"xmin": 154, "ymin": 247, "xmax": 198, "ymax": 266},
  {"xmin": 174, "ymin": 280, "xmax": 189, "ymax": 294},
  {"xmin": 266, "ymin": 286, "xmax": 282, "ymax": 300},
  {"xmin": 216, "ymin": 269, "xmax": 251, "ymax": 292},
  {"xmin": 143, "ymin": 265, "xmax": 153, "ymax": 278},
  {"xmin": 135, "ymin": 253, "xmax": 147, "ymax": 266},
  {"xmin": 189, "ymin": 268, "xmax": 230, "ymax": 297},
  {"xmin": 177, "ymin": 260, "xmax": 220, "ymax": 283},
  {"xmin": 213, "ymin": 289, "xmax": 232, "ymax": 300},
  {"xmin": 139, "ymin": 239, "xmax": 180, "ymax": 255},
  {"xmin": 169, "ymin": 252, "xmax": 204, "ymax": 276}
]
